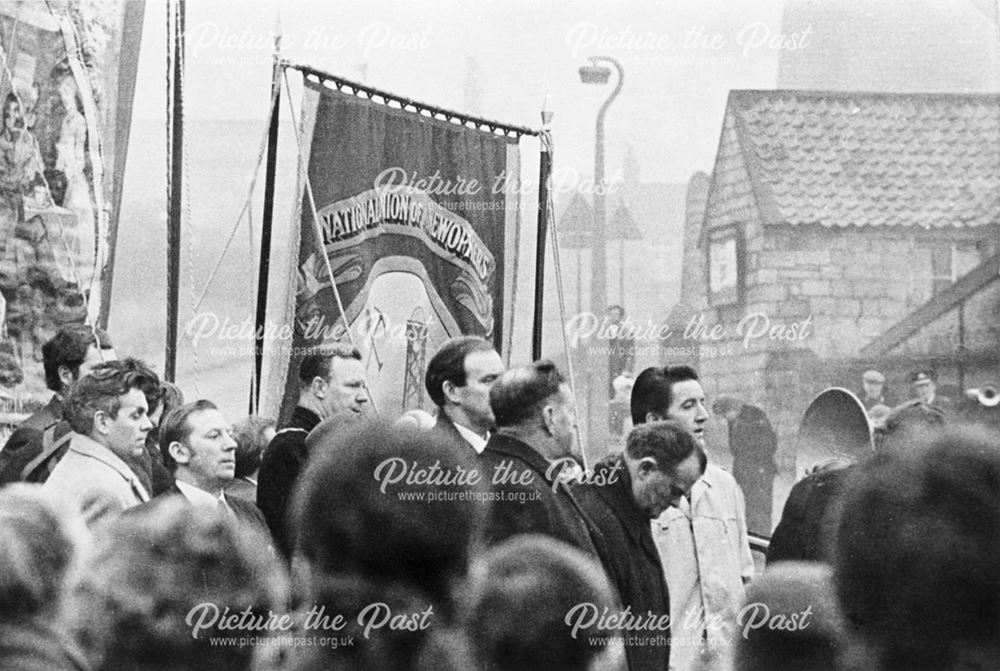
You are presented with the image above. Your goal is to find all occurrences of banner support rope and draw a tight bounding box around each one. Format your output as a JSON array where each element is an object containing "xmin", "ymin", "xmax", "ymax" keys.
[{"xmin": 280, "ymin": 65, "xmax": 380, "ymax": 417}]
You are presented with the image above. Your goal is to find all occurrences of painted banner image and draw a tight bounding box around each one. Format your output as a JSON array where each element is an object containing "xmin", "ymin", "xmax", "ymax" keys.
[{"xmin": 0, "ymin": 1, "xmax": 139, "ymax": 422}]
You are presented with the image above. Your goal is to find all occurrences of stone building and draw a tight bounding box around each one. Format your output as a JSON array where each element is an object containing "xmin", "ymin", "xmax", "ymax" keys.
[{"xmin": 673, "ymin": 89, "xmax": 1000, "ymax": 471}]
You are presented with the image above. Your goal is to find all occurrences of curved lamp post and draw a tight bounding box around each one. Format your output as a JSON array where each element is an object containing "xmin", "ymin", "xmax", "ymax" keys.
[{"xmin": 579, "ymin": 55, "xmax": 624, "ymax": 456}]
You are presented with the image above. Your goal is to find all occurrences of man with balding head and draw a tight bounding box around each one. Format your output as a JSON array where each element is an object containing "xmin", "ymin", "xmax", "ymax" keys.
[
  {"xmin": 575, "ymin": 420, "xmax": 704, "ymax": 671},
  {"xmin": 479, "ymin": 360, "xmax": 602, "ymax": 558}
]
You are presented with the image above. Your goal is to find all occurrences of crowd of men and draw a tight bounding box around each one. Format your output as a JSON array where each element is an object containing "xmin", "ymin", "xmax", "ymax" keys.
[{"xmin": 0, "ymin": 324, "xmax": 997, "ymax": 671}]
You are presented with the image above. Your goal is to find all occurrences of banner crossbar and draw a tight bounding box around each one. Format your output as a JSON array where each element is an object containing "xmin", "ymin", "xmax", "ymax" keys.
[{"xmin": 284, "ymin": 59, "xmax": 540, "ymax": 139}]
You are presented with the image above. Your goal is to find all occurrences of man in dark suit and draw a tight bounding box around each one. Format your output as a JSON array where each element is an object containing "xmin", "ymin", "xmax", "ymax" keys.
[
  {"xmin": 158, "ymin": 399, "xmax": 266, "ymax": 533},
  {"xmin": 910, "ymin": 369, "xmax": 954, "ymax": 414},
  {"xmin": 767, "ymin": 460, "xmax": 854, "ymax": 565},
  {"xmin": 425, "ymin": 336, "xmax": 505, "ymax": 455},
  {"xmin": 713, "ymin": 395, "xmax": 779, "ymax": 534},
  {"xmin": 575, "ymin": 420, "xmax": 704, "ymax": 671},
  {"xmin": 0, "ymin": 324, "xmax": 115, "ymax": 484},
  {"xmin": 257, "ymin": 345, "xmax": 368, "ymax": 558},
  {"xmin": 480, "ymin": 359, "xmax": 601, "ymax": 558}
]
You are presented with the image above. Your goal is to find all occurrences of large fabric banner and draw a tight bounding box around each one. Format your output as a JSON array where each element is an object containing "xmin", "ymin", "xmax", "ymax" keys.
[
  {"xmin": 273, "ymin": 76, "xmax": 522, "ymax": 416},
  {"xmin": 0, "ymin": 2, "xmax": 141, "ymax": 416}
]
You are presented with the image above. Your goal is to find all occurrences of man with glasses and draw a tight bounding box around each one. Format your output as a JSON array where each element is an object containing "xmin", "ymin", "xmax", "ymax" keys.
[{"xmin": 43, "ymin": 360, "xmax": 155, "ymax": 526}]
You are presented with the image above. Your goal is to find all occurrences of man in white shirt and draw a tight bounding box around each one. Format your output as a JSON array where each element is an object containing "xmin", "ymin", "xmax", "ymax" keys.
[
  {"xmin": 424, "ymin": 336, "xmax": 505, "ymax": 454},
  {"xmin": 158, "ymin": 399, "xmax": 267, "ymax": 533},
  {"xmin": 632, "ymin": 364, "xmax": 754, "ymax": 671}
]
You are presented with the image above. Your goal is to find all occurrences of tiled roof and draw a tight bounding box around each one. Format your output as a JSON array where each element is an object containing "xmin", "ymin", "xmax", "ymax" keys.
[{"xmin": 726, "ymin": 90, "xmax": 1000, "ymax": 228}]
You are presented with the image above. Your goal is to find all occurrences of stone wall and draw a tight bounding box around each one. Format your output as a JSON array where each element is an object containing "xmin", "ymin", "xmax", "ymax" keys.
[{"xmin": 747, "ymin": 225, "xmax": 997, "ymax": 359}]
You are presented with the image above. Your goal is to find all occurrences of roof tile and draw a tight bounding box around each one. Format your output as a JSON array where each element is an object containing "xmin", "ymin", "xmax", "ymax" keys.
[{"xmin": 728, "ymin": 90, "xmax": 1000, "ymax": 229}]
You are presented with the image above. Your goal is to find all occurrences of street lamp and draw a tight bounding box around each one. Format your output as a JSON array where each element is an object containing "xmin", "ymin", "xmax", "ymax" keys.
[
  {"xmin": 579, "ymin": 55, "xmax": 624, "ymax": 458},
  {"xmin": 610, "ymin": 202, "xmax": 641, "ymax": 304}
]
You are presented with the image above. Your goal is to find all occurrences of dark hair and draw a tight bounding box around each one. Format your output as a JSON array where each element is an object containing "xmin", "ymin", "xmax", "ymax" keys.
[
  {"xmin": 834, "ymin": 427, "xmax": 1000, "ymax": 671},
  {"xmin": 489, "ymin": 360, "xmax": 566, "ymax": 428},
  {"xmin": 625, "ymin": 420, "xmax": 699, "ymax": 473},
  {"xmin": 304, "ymin": 412, "xmax": 363, "ymax": 453},
  {"xmin": 298, "ymin": 344, "xmax": 361, "ymax": 384},
  {"xmin": 0, "ymin": 484, "xmax": 84, "ymax": 621},
  {"xmin": 425, "ymin": 336, "xmax": 495, "ymax": 408},
  {"xmin": 736, "ymin": 562, "xmax": 845, "ymax": 671},
  {"xmin": 2, "ymin": 92, "xmax": 19, "ymax": 124},
  {"xmin": 119, "ymin": 358, "xmax": 162, "ymax": 410},
  {"xmin": 151, "ymin": 380, "xmax": 184, "ymax": 418},
  {"xmin": 159, "ymin": 400, "xmax": 218, "ymax": 473},
  {"xmin": 292, "ymin": 420, "xmax": 487, "ymax": 615},
  {"xmin": 467, "ymin": 535, "xmax": 618, "ymax": 671},
  {"xmin": 145, "ymin": 380, "xmax": 185, "ymax": 461},
  {"xmin": 67, "ymin": 497, "xmax": 285, "ymax": 671},
  {"xmin": 62, "ymin": 360, "xmax": 156, "ymax": 435},
  {"xmin": 231, "ymin": 415, "xmax": 275, "ymax": 478},
  {"xmin": 875, "ymin": 400, "xmax": 947, "ymax": 453},
  {"xmin": 630, "ymin": 365, "xmax": 699, "ymax": 425},
  {"xmin": 42, "ymin": 324, "xmax": 113, "ymax": 392}
]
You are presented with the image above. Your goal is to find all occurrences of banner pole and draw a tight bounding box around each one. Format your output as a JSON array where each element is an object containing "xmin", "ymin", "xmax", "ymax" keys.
[
  {"xmin": 165, "ymin": 0, "xmax": 184, "ymax": 383},
  {"xmin": 251, "ymin": 55, "xmax": 282, "ymax": 415},
  {"xmin": 531, "ymin": 98, "xmax": 553, "ymax": 360}
]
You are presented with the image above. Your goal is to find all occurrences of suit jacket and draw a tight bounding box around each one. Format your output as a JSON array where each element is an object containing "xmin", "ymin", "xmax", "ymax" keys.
[
  {"xmin": 160, "ymin": 481, "xmax": 268, "ymax": 534},
  {"xmin": 928, "ymin": 393, "xmax": 955, "ymax": 415},
  {"xmin": 728, "ymin": 404, "xmax": 778, "ymax": 480},
  {"xmin": 575, "ymin": 455, "xmax": 671, "ymax": 671},
  {"xmin": 428, "ymin": 411, "xmax": 481, "ymax": 454},
  {"xmin": 225, "ymin": 476, "xmax": 257, "ymax": 506},
  {"xmin": 257, "ymin": 406, "xmax": 320, "ymax": 559},
  {"xmin": 43, "ymin": 433, "xmax": 150, "ymax": 527},
  {"xmin": 767, "ymin": 465, "xmax": 854, "ymax": 565},
  {"xmin": 0, "ymin": 396, "xmax": 65, "ymax": 485},
  {"xmin": 480, "ymin": 433, "xmax": 602, "ymax": 558}
]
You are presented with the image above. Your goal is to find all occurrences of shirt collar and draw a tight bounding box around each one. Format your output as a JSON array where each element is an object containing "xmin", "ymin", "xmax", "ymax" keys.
[
  {"xmin": 452, "ymin": 421, "xmax": 489, "ymax": 454},
  {"xmin": 175, "ymin": 479, "xmax": 226, "ymax": 509}
]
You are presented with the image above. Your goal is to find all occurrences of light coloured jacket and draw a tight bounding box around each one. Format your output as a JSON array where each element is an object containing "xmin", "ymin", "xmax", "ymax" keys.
[
  {"xmin": 43, "ymin": 433, "xmax": 150, "ymax": 526},
  {"xmin": 653, "ymin": 462, "xmax": 754, "ymax": 671}
]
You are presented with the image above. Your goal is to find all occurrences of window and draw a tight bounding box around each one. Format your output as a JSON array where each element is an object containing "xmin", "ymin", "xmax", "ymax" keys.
[
  {"xmin": 707, "ymin": 225, "xmax": 743, "ymax": 306},
  {"xmin": 930, "ymin": 243, "xmax": 955, "ymax": 296}
]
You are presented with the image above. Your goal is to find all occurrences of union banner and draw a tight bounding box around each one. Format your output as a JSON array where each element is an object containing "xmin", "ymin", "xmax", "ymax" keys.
[{"xmin": 267, "ymin": 73, "xmax": 524, "ymax": 417}]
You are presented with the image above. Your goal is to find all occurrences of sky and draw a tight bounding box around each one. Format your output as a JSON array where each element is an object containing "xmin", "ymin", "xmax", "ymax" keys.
[
  {"xmin": 133, "ymin": 0, "xmax": 788, "ymax": 184},
  {"xmin": 111, "ymin": 0, "xmax": 1000, "ymax": 417}
]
